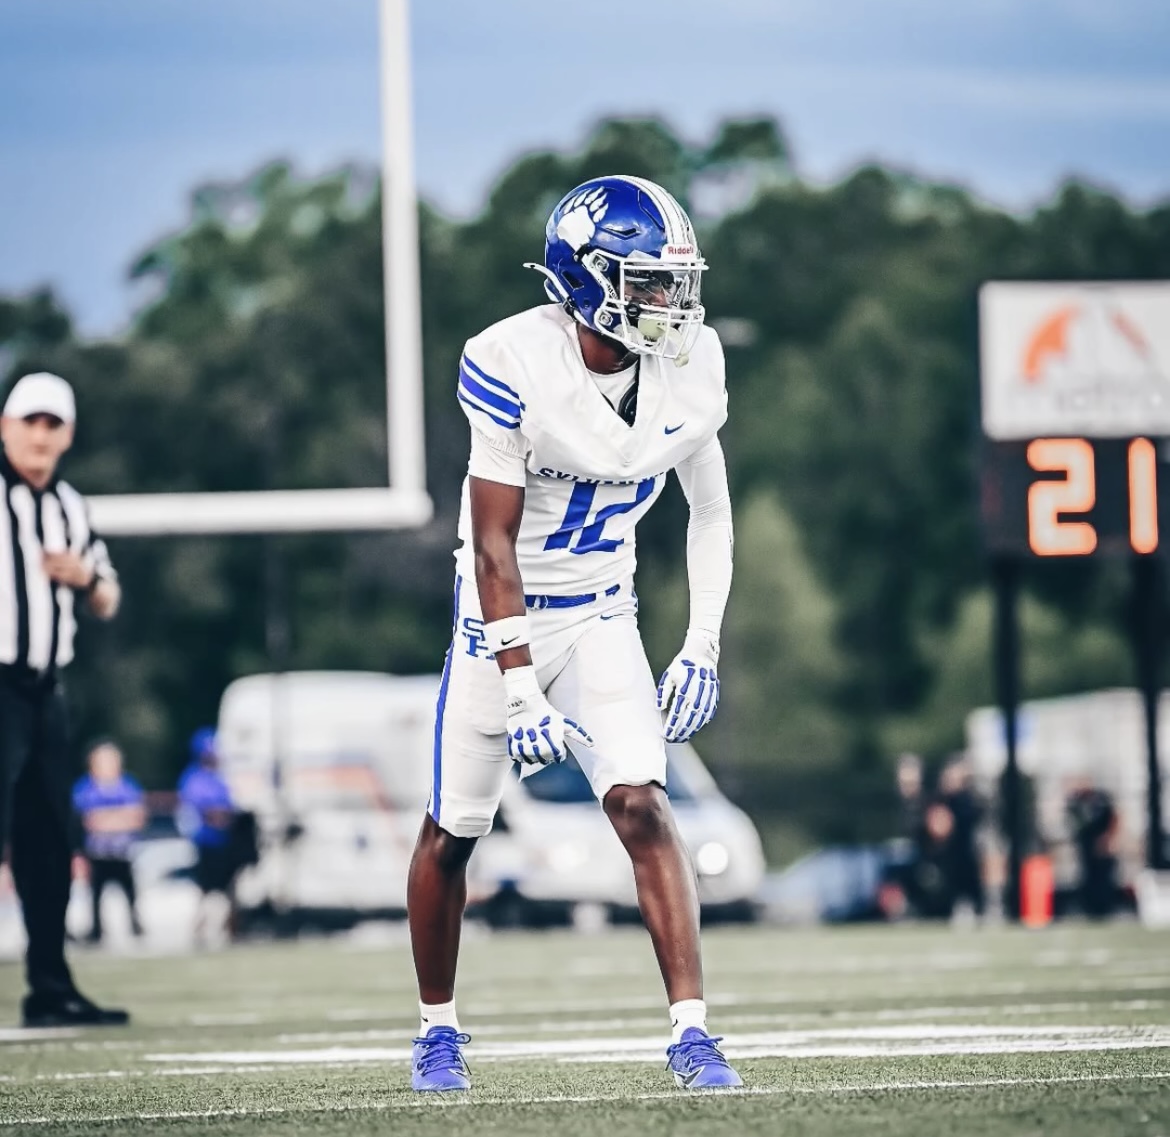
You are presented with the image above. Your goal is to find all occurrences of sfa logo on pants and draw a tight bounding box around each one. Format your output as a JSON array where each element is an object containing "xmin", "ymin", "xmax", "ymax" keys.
[{"xmin": 461, "ymin": 617, "xmax": 494, "ymax": 660}]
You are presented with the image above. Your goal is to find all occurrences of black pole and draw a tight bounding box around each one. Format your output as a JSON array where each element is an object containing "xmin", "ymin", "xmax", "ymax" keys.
[
  {"xmin": 264, "ymin": 534, "xmax": 292, "ymax": 797},
  {"xmin": 1132, "ymin": 555, "xmax": 1166, "ymax": 871},
  {"xmin": 263, "ymin": 535, "xmax": 295, "ymax": 924},
  {"xmin": 992, "ymin": 555, "xmax": 1023, "ymax": 920}
]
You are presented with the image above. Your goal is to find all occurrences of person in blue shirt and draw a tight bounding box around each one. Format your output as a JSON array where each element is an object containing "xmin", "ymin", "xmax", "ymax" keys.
[
  {"xmin": 176, "ymin": 728, "xmax": 238, "ymax": 942},
  {"xmin": 72, "ymin": 740, "xmax": 146, "ymax": 943}
]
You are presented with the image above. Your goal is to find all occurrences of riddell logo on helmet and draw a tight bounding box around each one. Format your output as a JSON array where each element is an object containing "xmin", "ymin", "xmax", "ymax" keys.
[{"xmin": 664, "ymin": 245, "xmax": 695, "ymax": 257}]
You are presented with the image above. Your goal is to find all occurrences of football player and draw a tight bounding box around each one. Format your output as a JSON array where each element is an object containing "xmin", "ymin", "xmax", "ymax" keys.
[{"xmin": 407, "ymin": 175, "xmax": 740, "ymax": 1092}]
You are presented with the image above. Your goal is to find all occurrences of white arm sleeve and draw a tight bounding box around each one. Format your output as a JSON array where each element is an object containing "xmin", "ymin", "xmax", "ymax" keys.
[
  {"xmin": 467, "ymin": 424, "xmax": 528, "ymax": 488},
  {"xmin": 675, "ymin": 435, "xmax": 734, "ymax": 640}
]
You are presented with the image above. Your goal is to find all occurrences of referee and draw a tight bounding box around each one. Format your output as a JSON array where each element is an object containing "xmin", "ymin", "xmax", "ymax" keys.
[{"xmin": 0, "ymin": 372, "xmax": 128, "ymax": 1028}]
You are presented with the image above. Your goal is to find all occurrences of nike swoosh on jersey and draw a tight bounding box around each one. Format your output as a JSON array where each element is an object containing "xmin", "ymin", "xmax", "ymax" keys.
[
  {"xmin": 664, "ymin": 422, "xmax": 685, "ymax": 435},
  {"xmin": 500, "ymin": 636, "xmax": 519, "ymax": 647}
]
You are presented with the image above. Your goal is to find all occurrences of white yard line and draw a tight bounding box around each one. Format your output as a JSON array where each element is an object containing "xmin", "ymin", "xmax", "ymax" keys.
[
  {"xmin": 3, "ymin": 996, "xmax": 1166, "ymax": 1058},
  {"xmin": 464, "ymin": 975, "xmax": 1170, "ymax": 1018},
  {"xmin": 562, "ymin": 1039, "xmax": 1170, "ymax": 1063},
  {"xmin": 143, "ymin": 1024, "xmax": 1170, "ymax": 1069},
  {"xmin": 2, "ymin": 1071, "xmax": 1170, "ymax": 1127},
  {"xmin": 187, "ymin": 1012, "xmax": 264, "ymax": 1026},
  {"xmin": 2, "ymin": 1007, "xmax": 1161, "ymax": 1081},
  {"xmin": 0, "ymin": 1028, "xmax": 77, "ymax": 1043},
  {"xmin": 0, "ymin": 1066, "xmax": 288, "ymax": 1083},
  {"xmin": 149, "ymin": 1044, "xmax": 410, "ymax": 1065},
  {"xmin": 276, "ymin": 999, "xmax": 1170, "ymax": 1044}
]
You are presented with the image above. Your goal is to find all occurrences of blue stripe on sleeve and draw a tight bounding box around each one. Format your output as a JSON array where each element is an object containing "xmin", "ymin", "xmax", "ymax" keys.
[
  {"xmin": 462, "ymin": 355, "xmax": 523, "ymax": 404},
  {"xmin": 457, "ymin": 390, "xmax": 521, "ymax": 430},
  {"xmin": 458, "ymin": 366, "xmax": 522, "ymax": 420}
]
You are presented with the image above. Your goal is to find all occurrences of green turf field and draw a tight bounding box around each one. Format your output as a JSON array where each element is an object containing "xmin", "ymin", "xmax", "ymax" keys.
[{"xmin": 1, "ymin": 920, "xmax": 1169, "ymax": 1135}]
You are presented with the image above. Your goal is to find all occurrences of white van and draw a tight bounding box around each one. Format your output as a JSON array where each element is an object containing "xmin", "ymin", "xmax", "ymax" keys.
[
  {"xmin": 216, "ymin": 671, "xmax": 439, "ymax": 923},
  {"xmin": 478, "ymin": 746, "xmax": 765, "ymax": 926},
  {"xmin": 216, "ymin": 671, "xmax": 765, "ymax": 926}
]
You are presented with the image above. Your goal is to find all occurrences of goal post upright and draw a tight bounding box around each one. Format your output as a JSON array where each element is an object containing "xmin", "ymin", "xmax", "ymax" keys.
[
  {"xmin": 380, "ymin": 0, "xmax": 426, "ymax": 500},
  {"xmin": 86, "ymin": 0, "xmax": 431, "ymax": 539}
]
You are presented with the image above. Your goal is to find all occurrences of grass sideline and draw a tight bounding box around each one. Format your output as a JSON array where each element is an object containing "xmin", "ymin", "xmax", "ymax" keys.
[{"xmin": 1, "ymin": 921, "xmax": 1169, "ymax": 1135}]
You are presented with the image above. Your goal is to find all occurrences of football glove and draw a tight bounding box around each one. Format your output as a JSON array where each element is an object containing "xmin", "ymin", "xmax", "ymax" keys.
[
  {"xmin": 657, "ymin": 632, "xmax": 721, "ymax": 743},
  {"xmin": 504, "ymin": 666, "xmax": 593, "ymax": 766}
]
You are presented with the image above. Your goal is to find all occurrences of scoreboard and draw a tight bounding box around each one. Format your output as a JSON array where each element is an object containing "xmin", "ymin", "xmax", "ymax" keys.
[
  {"xmin": 979, "ymin": 280, "xmax": 1170, "ymax": 884},
  {"xmin": 980, "ymin": 283, "xmax": 1170, "ymax": 558},
  {"xmin": 982, "ymin": 436, "xmax": 1168, "ymax": 557}
]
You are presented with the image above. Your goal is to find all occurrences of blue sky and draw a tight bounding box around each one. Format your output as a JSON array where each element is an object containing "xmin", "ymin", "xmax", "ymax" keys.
[{"xmin": 1, "ymin": 0, "xmax": 1168, "ymax": 334}]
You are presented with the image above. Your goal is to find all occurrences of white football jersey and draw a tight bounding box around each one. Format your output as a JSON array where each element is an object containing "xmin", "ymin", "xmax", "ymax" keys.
[{"xmin": 454, "ymin": 304, "xmax": 728, "ymax": 594}]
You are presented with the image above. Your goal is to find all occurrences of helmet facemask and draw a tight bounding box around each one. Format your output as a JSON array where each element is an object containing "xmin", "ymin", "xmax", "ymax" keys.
[{"xmin": 582, "ymin": 250, "xmax": 707, "ymax": 363}]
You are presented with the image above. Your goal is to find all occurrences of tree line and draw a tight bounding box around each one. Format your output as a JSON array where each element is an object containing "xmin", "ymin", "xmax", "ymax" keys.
[{"xmin": 3, "ymin": 117, "xmax": 1168, "ymax": 860}]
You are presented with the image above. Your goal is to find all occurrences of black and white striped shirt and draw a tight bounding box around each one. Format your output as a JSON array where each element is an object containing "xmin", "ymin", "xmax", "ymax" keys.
[{"xmin": 0, "ymin": 451, "xmax": 116, "ymax": 671}]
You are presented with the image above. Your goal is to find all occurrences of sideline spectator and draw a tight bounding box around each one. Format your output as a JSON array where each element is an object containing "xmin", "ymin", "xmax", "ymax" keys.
[
  {"xmin": 938, "ymin": 757, "xmax": 986, "ymax": 920},
  {"xmin": 895, "ymin": 752, "xmax": 925, "ymax": 843},
  {"xmin": 909, "ymin": 796, "xmax": 958, "ymax": 919},
  {"xmin": 72, "ymin": 740, "xmax": 145, "ymax": 942},
  {"xmin": 176, "ymin": 727, "xmax": 238, "ymax": 942},
  {"xmin": 881, "ymin": 753, "xmax": 927, "ymax": 919},
  {"xmin": 1067, "ymin": 780, "xmax": 1119, "ymax": 919}
]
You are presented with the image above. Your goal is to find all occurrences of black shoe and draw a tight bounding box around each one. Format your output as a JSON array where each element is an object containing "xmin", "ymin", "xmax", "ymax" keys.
[{"xmin": 21, "ymin": 991, "xmax": 130, "ymax": 1028}]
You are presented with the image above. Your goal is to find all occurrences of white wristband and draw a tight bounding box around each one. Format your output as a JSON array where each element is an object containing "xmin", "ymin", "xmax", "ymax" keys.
[{"xmin": 483, "ymin": 614, "xmax": 532, "ymax": 655}]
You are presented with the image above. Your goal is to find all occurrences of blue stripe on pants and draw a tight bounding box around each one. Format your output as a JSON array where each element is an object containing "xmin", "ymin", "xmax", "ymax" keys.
[{"xmin": 430, "ymin": 576, "xmax": 462, "ymax": 823}]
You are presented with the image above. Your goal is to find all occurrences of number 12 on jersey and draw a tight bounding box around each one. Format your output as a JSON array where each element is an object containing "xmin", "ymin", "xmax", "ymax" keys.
[{"xmin": 545, "ymin": 477, "xmax": 659, "ymax": 555}]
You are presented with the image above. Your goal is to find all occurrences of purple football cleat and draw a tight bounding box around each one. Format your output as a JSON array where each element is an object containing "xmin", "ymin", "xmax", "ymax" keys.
[
  {"xmin": 411, "ymin": 1026, "xmax": 471, "ymax": 1092},
  {"xmin": 666, "ymin": 1028, "xmax": 743, "ymax": 1089}
]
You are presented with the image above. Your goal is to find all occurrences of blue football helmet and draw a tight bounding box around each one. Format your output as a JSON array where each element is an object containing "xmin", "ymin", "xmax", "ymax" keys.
[{"xmin": 526, "ymin": 175, "xmax": 707, "ymax": 363}]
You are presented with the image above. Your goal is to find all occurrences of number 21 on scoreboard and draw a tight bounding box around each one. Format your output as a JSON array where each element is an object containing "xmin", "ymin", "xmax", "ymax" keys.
[{"xmin": 1026, "ymin": 437, "xmax": 1159, "ymax": 556}]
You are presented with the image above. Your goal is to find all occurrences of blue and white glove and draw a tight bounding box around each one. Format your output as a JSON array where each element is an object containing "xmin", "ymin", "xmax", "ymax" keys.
[
  {"xmin": 504, "ymin": 666, "xmax": 594, "ymax": 766},
  {"xmin": 656, "ymin": 632, "xmax": 721, "ymax": 742}
]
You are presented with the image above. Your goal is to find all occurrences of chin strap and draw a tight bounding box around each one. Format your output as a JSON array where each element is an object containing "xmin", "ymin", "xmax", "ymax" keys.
[
  {"xmin": 616, "ymin": 358, "xmax": 640, "ymax": 425},
  {"xmin": 522, "ymin": 262, "xmax": 572, "ymax": 306}
]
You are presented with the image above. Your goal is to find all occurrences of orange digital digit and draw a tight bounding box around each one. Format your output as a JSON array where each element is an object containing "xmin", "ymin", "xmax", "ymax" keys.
[
  {"xmin": 1128, "ymin": 437, "xmax": 1159, "ymax": 554},
  {"xmin": 1026, "ymin": 438, "xmax": 1097, "ymax": 556}
]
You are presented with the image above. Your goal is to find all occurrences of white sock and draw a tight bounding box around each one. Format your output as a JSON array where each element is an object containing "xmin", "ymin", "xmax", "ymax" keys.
[
  {"xmin": 419, "ymin": 999, "xmax": 460, "ymax": 1036},
  {"xmin": 669, "ymin": 998, "xmax": 707, "ymax": 1044}
]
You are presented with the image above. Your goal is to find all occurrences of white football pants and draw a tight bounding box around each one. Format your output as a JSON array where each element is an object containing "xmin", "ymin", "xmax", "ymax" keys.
[{"xmin": 427, "ymin": 574, "xmax": 667, "ymax": 838}]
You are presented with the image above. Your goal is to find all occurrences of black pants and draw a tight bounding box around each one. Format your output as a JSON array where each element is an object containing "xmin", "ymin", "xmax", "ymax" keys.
[
  {"xmin": 0, "ymin": 668, "xmax": 76, "ymax": 998},
  {"xmin": 88, "ymin": 857, "xmax": 140, "ymax": 940},
  {"xmin": 194, "ymin": 843, "xmax": 239, "ymax": 895},
  {"xmin": 951, "ymin": 852, "xmax": 986, "ymax": 917}
]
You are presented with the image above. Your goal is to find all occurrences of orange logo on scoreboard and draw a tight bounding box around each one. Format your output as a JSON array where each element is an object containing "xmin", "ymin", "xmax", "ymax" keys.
[{"xmin": 1019, "ymin": 301, "xmax": 1160, "ymax": 387}]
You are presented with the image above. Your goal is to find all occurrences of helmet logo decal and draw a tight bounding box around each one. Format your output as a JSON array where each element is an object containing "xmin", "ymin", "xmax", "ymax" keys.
[{"xmin": 555, "ymin": 187, "xmax": 608, "ymax": 252}]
